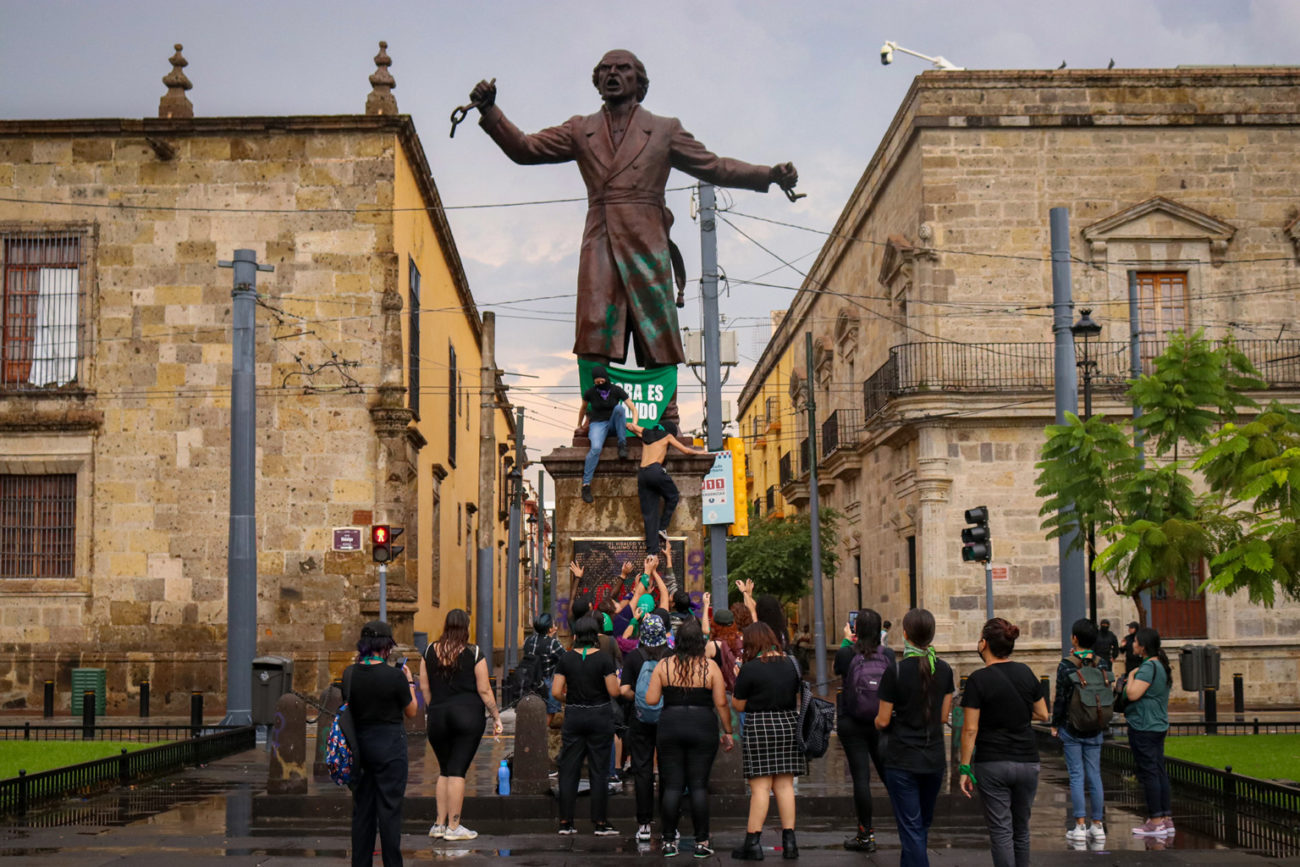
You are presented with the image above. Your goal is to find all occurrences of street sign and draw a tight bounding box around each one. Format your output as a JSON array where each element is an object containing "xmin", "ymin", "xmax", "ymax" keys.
[
  {"xmin": 991, "ymin": 565, "xmax": 1009, "ymax": 581},
  {"xmin": 333, "ymin": 527, "xmax": 362, "ymax": 552},
  {"xmin": 702, "ymin": 451, "xmax": 735, "ymax": 526}
]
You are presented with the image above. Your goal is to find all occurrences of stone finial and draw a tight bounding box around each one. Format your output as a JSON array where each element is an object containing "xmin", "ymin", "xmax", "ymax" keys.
[
  {"xmin": 365, "ymin": 41, "xmax": 398, "ymax": 116},
  {"xmin": 159, "ymin": 43, "xmax": 193, "ymax": 119}
]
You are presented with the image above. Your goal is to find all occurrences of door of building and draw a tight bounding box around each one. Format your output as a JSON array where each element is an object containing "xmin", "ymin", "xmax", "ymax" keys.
[{"xmin": 1149, "ymin": 561, "xmax": 1208, "ymax": 639}]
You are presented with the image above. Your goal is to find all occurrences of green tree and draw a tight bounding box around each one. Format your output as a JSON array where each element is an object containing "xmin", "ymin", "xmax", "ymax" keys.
[
  {"xmin": 718, "ymin": 508, "xmax": 841, "ymax": 605},
  {"xmin": 1035, "ymin": 330, "xmax": 1277, "ymax": 624}
]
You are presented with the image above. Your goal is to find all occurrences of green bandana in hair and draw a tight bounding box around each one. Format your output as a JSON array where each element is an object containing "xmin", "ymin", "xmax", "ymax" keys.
[
  {"xmin": 602, "ymin": 613, "xmax": 614, "ymax": 633},
  {"xmin": 904, "ymin": 639, "xmax": 938, "ymax": 673}
]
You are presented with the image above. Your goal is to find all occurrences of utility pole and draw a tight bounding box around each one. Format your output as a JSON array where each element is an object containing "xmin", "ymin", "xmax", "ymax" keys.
[
  {"xmin": 537, "ymin": 469, "xmax": 546, "ymax": 621},
  {"xmin": 505, "ymin": 408, "xmax": 524, "ymax": 675},
  {"xmin": 1127, "ymin": 270, "xmax": 1153, "ymax": 626},
  {"xmin": 1050, "ymin": 208, "xmax": 1086, "ymax": 652},
  {"xmin": 476, "ymin": 312, "xmax": 497, "ymax": 673},
  {"xmin": 699, "ymin": 183, "xmax": 728, "ymax": 604},
  {"xmin": 217, "ymin": 249, "xmax": 272, "ymax": 727},
  {"xmin": 805, "ymin": 332, "xmax": 828, "ymax": 696}
]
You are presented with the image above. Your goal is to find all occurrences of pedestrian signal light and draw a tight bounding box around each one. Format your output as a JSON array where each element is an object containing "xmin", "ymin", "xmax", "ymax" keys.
[
  {"xmin": 372, "ymin": 525, "xmax": 405, "ymax": 563},
  {"xmin": 961, "ymin": 506, "xmax": 992, "ymax": 563}
]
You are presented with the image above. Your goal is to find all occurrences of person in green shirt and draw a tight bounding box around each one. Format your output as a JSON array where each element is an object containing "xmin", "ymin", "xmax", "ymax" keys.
[{"xmin": 1123, "ymin": 627, "xmax": 1173, "ymax": 838}]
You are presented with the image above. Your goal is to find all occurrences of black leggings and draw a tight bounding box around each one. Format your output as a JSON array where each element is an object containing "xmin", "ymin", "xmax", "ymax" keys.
[
  {"xmin": 626, "ymin": 717, "xmax": 659, "ymax": 825},
  {"xmin": 637, "ymin": 463, "xmax": 679, "ymax": 554},
  {"xmin": 351, "ymin": 724, "xmax": 407, "ymax": 867},
  {"xmin": 657, "ymin": 705, "xmax": 719, "ymax": 841},
  {"xmin": 558, "ymin": 704, "xmax": 614, "ymax": 824},
  {"xmin": 426, "ymin": 700, "xmax": 486, "ymax": 777},
  {"xmin": 838, "ymin": 712, "xmax": 885, "ymax": 832}
]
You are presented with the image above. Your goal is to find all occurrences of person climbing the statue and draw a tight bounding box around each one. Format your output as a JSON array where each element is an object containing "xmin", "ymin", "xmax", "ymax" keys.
[
  {"xmin": 625, "ymin": 421, "xmax": 713, "ymax": 556},
  {"xmin": 577, "ymin": 365, "xmax": 637, "ymax": 504}
]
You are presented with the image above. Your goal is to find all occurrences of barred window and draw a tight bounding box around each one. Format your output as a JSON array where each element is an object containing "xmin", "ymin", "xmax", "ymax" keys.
[
  {"xmin": 1, "ymin": 474, "xmax": 76, "ymax": 579},
  {"xmin": 2, "ymin": 234, "xmax": 84, "ymax": 389}
]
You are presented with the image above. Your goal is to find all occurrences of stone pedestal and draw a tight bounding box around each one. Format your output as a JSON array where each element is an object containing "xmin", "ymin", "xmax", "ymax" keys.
[
  {"xmin": 542, "ymin": 439, "xmax": 716, "ymax": 609},
  {"xmin": 512, "ymin": 694, "xmax": 552, "ymax": 795},
  {"xmin": 268, "ymin": 693, "xmax": 308, "ymax": 795}
]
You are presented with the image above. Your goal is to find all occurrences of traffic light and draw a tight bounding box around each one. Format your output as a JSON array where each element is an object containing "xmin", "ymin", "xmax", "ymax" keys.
[
  {"xmin": 371, "ymin": 525, "xmax": 405, "ymax": 563},
  {"xmin": 961, "ymin": 506, "xmax": 992, "ymax": 563}
]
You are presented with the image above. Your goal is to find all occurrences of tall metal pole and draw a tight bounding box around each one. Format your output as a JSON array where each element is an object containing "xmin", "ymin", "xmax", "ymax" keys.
[
  {"xmin": 505, "ymin": 408, "xmax": 524, "ymax": 675},
  {"xmin": 1081, "ymin": 346, "xmax": 1097, "ymax": 624},
  {"xmin": 984, "ymin": 561, "xmax": 994, "ymax": 620},
  {"xmin": 476, "ymin": 313, "xmax": 497, "ymax": 670},
  {"xmin": 1128, "ymin": 270, "xmax": 1153, "ymax": 626},
  {"xmin": 805, "ymin": 333, "xmax": 828, "ymax": 696},
  {"xmin": 378, "ymin": 563, "xmax": 388, "ymax": 623},
  {"xmin": 1050, "ymin": 208, "xmax": 1086, "ymax": 653},
  {"xmin": 217, "ymin": 249, "xmax": 272, "ymax": 726},
  {"xmin": 540, "ymin": 469, "xmax": 552, "ymax": 621},
  {"xmin": 699, "ymin": 183, "xmax": 728, "ymax": 604}
]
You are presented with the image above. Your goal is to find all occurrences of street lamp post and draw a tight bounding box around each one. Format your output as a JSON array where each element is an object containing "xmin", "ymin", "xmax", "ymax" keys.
[{"xmin": 1071, "ymin": 308, "xmax": 1103, "ymax": 623}]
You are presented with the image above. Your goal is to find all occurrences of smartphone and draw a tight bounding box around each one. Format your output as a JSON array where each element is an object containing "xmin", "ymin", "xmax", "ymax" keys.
[
  {"xmin": 398, "ymin": 656, "xmax": 408, "ymax": 669},
  {"xmin": 848, "ymin": 611, "xmax": 858, "ymax": 631}
]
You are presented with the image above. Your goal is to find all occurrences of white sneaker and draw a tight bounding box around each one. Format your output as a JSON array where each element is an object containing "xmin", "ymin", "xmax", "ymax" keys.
[
  {"xmin": 443, "ymin": 825, "xmax": 478, "ymax": 841},
  {"xmin": 1065, "ymin": 825, "xmax": 1088, "ymax": 842},
  {"xmin": 428, "ymin": 823, "xmax": 445, "ymax": 838},
  {"xmin": 636, "ymin": 824, "xmax": 653, "ymax": 842},
  {"xmin": 1087, "ymin": 823, "xmax": 1106, "ymax": 842}
]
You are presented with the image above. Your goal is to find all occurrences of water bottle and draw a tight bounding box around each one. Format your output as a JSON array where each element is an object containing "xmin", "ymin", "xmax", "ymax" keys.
[{"xmin": 497, "ymin": 759, "xmax": 511, "ymax": 796}]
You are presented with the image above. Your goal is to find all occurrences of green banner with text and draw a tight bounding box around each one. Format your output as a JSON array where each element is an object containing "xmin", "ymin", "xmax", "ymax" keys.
[{"xmin": 578, "ymin": 360, "xmax": 678, "ymax": 428}]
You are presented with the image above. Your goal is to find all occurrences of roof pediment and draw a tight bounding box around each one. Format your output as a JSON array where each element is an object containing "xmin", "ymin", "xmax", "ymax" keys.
[{"xmin": 1082, "ymin": 196, "xmax": 1235, "ymax": 243}]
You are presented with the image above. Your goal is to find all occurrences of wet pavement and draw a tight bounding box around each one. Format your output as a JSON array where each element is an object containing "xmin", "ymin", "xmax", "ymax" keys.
[{"xmin": 3, "ymin": 711, "xmax": 1300, "ymax": 865}]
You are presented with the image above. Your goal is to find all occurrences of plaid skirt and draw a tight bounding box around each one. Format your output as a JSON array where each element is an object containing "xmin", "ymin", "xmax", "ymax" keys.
[{"xmin": 741, "ymin": 709, "xmax": 807, "ymax": 778}]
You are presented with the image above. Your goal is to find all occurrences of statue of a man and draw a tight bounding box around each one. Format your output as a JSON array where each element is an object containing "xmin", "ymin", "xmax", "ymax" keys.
[{"xmin": 470, "ymin": 49, "xmax": 797, "ymax": 372}]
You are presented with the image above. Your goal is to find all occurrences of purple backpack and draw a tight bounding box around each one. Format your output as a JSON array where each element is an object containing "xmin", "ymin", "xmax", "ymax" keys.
[{"xmin": 844, "ymin": 648, "xmax": 890, "ymax": 723}]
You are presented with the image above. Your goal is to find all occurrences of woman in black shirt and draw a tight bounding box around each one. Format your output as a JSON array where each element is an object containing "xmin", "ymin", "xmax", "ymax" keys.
[
  {"xmin": 875, "ymin": 608, "xmax": 954, "ymax": 867},
  {"xmin": 833, "ymin": 608, "xmax": 895, "ymax": 853},
  {"xmin": 731, "ymin": 621, "xmax": 805, "ymax": 860},
  {"xmin": 958, "ymin": 618, "xmax": 1049, "ymax": 867},
  {"xmin": 344, "ymin": 620, "xmax": 417, "ymax": 867},
  {"xmin": 643, "ymin": 617, "xmax": 734, "ymax": 857},
  {"xmin": 419, "ymin": 608, "xmax": 501, "ymax": 842},
  {"xmin": 552, "ymin": 615, "xmax": 621, "ymax": 836}
]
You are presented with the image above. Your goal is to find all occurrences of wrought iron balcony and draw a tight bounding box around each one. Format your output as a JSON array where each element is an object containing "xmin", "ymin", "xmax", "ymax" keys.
[
  {"xmin": 862, "ymin": 339, "xmax": 1300, "ymax": 420},
  {"xmin": 765, "ymin": 484, "xmax": 776, "ymax": 513},
  {"xmin": 779, "ymin": 452, "xmax": 793, "ymax": 486},
  {"xmin": 799, "ymin": 437, "xmax": 810, "ymax": 475},
  {"xmin": 822, "ymin": 408, "xmax": 864, "ymax": 456}
]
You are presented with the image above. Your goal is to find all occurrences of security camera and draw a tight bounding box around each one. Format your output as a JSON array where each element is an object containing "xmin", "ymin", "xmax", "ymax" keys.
[{"xmin": 880, "ymin": 42, "xmax": 894, "ymax": 65}]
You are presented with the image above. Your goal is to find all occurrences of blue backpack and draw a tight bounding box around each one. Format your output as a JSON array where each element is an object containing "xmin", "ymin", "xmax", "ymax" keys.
[
  {"xmin": 326, "ymin": 667, "xmax": 359, "ymax": 789},
  {"xmin": 635, "ymin": 660, "xmax": 663, "ymax": 723}
]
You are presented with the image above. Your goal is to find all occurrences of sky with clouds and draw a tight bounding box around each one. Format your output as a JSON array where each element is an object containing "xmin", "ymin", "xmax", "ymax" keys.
[{"xmin": 3, "ymin": 0, "xmax": 1298, "ymax": 473}]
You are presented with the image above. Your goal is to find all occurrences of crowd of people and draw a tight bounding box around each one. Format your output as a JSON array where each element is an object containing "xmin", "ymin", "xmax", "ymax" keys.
[{"xmin": 341, "ymin": 593, "xmax": 1175, "ymax": 867}]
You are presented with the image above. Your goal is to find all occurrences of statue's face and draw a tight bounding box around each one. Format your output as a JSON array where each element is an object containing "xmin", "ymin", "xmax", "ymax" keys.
[{"xmin": 596, "ymin": 51, "xmax": 640, "ymax": 102}]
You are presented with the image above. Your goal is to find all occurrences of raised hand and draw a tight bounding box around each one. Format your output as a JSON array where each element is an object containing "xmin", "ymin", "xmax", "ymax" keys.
[
  {"xmin": 621, "ymin": 560, "xmax": 636, "ymax": 579},
  {"xmin": 644, "ymin": 554, "xmax": 659, "ymax": 574},
  {"xmin": 569, "ymin": 560, "xmax": 584, "ymax": 579},
  {"xmin": 735, "ymin": 578, "xmax": 755, "ymax": 598}
]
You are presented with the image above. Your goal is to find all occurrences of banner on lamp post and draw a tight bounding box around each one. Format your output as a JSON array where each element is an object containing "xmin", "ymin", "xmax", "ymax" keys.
[
  {"xmin": 577, "ymin": 359, "xmax": 677, "ymax": 428},
  {"xmin": 702, "ymin": 451, "xmax": 735, "ymax": 526}
]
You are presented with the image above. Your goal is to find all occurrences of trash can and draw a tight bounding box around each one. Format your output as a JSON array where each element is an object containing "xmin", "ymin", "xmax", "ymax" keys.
[
  {"xmin": 1201, "ymin": 645, "xmax": 1221, "ymax": 690},
  {"xmin": 1179, "ymin": 645, "xmax": 1203, "ymax": 692},
  {"xmin": 71, "ymin": 668, "xmax": 107, "ymax": 715},
  {"xmin": 251, "ymin": 656, "xmax": 294, "ymax": 725}
]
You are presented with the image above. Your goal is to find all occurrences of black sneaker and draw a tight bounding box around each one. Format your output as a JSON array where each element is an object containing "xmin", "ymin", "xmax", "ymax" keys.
[
  {"xmin": 843, "ymin": 831, "xmax": 876, "ymax": 852},
  {"xmin": 593, "ymin": 822, "xmax": 619, "ymax": 836},
  {"xmin": 663, "ymin": 841, "xmax": 679, "ymax": 857},
  {"xmin": 581, "ymin": 485, "xmax": 593, "ymax": 503},
  {"xmin": 558, "ymin": 821, "xmax": 577, "ymax": 836},
  {"xmin": 618, "ymin": 441, "xmax": 629, "ymax": 460},
  {"xmin": 694, "ymin": 841, "xmax": 715, "ymax": 858}
]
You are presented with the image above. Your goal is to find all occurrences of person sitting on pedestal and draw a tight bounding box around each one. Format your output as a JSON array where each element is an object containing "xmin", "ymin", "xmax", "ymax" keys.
[
  {"xmin": 625, "ymin": 421, "xmax": 713, "ymax": 556},
  {"xmin": 577, "ymin": 366, "xmax": 637, "ymax": 504}
]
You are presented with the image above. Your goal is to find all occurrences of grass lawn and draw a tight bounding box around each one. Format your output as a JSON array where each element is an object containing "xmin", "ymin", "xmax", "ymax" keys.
[
  {"xmin": 1161, "ymin": 733, "xmax": 1300, "ymax": 782},
  {"xmin": 0, "ymin": 741, "xmax": 160, "ymax": 779}
]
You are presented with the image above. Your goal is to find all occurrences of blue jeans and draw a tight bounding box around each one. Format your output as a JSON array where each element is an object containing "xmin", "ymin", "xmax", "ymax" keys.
[
  {"xmin": 885, "ymin": 767, "xmax": 943, "ymax": 867},
  {"xmin": 543, "ymin": 674, "xmax": 561, "ymax": 714},
  {"xmin": 1058, "ymin": 728, "xmax": 1105, "ymax": 821},
  {"xmin": 1128, "ymin": 727, "xmax": 1171, "ymax": 817},
  {"xmin": 582, "ymin": 403, "xmax": 627, "ymax": 485}
]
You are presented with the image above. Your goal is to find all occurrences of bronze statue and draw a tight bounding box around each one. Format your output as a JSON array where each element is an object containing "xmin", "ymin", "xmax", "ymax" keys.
[{"xmin": 470, "ymin": 50, "xmax": 798, "ymax": 372}]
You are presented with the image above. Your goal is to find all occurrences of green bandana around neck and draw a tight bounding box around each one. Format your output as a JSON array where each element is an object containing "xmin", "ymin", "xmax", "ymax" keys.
[{"xmin": 903, "ymin": 639, "xmax": 938, "ymax": 674}]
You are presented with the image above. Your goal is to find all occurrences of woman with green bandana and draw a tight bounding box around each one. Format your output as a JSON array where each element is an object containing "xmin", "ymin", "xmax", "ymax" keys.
[{"xmin": 875, "ymin": 608, "xmax": 954, "ymax": 867}]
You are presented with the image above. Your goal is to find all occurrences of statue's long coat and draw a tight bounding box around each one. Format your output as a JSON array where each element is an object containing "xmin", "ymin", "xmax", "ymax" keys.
[{"xmin": 480, "ymin": 103, "xmax": 773, "ymax": 366}]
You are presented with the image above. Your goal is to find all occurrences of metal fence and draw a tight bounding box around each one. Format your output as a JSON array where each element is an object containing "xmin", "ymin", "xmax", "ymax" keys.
[
  {"xmin": 822, "ymin": 408, "xmax": 863, "ymax": 456},
  {"xmin": 1101, "ymin": 740, "xmax": 1300, "ymax": 857},
  {"xmin": 862, "ymin": 338, "xmax": 1300, "ymax": 420},
  {"xmin": 779, "ymin": 452, "xmax": 793, "ymax": 486},
  {"xmin": 0, "ymin": 725, "xmax": 255, "ymax": 817},
  {"xmin": 1165, "ymin": 719, "xmax": 1300, "ymax": 736},
  {"xmin": 0, "ymin": 723, "xmax": 242, "ymax": 742}
]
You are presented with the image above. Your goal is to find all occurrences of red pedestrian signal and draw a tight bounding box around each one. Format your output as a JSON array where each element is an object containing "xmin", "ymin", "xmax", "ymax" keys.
[{"xmin": 371, "ymin": 525, "xmax": 403, "ymax": 563}]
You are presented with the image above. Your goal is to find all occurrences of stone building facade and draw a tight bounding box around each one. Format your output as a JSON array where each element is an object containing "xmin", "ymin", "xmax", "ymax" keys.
[
  {"xmin": 0, "ymin": 45, "xmax": 516, "ymax": 713},
  {"xmin": 738, "ymin": 67, "xmax": 1300, "ymax": 702}
]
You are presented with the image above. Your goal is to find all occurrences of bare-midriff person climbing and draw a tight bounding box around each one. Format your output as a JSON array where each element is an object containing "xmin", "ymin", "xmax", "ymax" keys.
[{"xmin": 625, "ymin": 421, "xmax": 713, "ymax": 556}]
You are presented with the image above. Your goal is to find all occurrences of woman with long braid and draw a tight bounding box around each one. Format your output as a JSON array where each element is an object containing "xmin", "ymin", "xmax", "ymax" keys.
[{"xmin": 875, "ymin": 609, "xmax": 955, "ymax": 867}]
